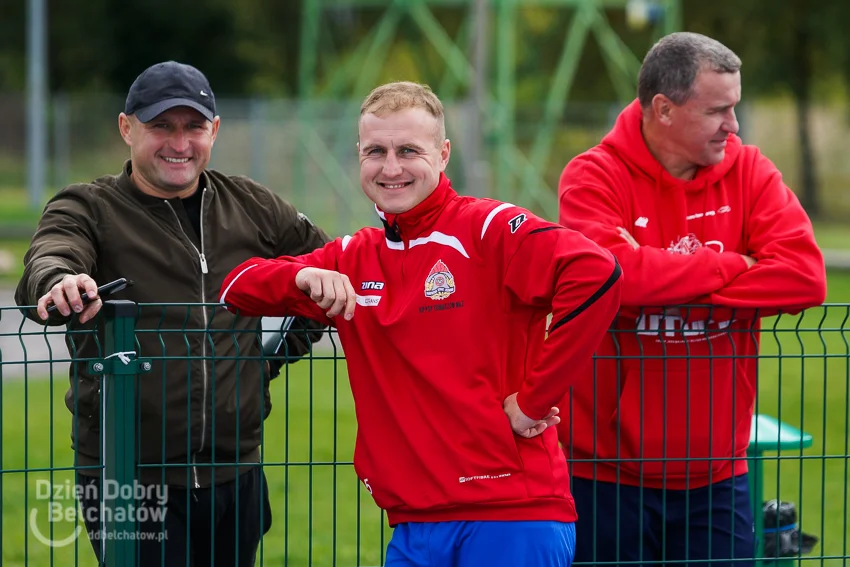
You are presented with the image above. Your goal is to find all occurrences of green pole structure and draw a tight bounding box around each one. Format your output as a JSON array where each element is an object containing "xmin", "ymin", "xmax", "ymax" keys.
[
  {"xmin": 661, "ymin": 0, "xmax": 682, "ymax": 36},
  {"xmin": 495, "ymin": 0, "xmax": 517, "ymax": 203},
  {"xmin": 88, "ymin": 300, "xmax": 152, "ymax": 567},
  {"xmin": 298, "ymin": 0, "xmax": 680, "ymax": 216},
  {"xmin": 523, "ymin": 2, "xmax": 591, "ymax": 206},
  {"xmin": 295, "ymin": 0, "xmax": 323, "ymax": 206}
]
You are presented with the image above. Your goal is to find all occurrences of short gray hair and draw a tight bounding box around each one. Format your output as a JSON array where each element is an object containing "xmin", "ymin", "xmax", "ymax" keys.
[{"xmin": 638, "ymin": 32, "xmax": 741, "ymax": 108}]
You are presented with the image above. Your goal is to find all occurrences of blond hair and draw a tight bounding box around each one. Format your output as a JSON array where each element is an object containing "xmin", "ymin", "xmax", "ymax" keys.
[{"xmin": 359, "ymin": 82, "xmax": 446, "ymax": 145}]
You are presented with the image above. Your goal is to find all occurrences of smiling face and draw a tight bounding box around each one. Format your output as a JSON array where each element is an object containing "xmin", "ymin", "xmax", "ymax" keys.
[
  {"xmin": 357, "ymin": 107, "xmax": 450, "ymax": 214},
  {"xmin": 655, "ymin": 69, "xmax": 741, "ymax": 177},
  {"xmin": 118, "ymin": 106, "xmax": 220, "ymax": 198}
]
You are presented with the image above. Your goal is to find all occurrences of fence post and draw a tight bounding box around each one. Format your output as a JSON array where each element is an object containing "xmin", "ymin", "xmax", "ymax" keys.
[
  {"xmin": 52, "ymin": 90, "xmax": 70, "ymax": 191},
  {"xmin": 88, "ymin": 300, "xmax": 151, "ymax": 567}
]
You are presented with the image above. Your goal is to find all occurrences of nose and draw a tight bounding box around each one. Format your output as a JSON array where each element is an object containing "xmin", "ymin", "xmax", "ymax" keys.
[
  {"xmin": 382, "ymin": 151, "xmax": 403, "ymax": 177},
  {"xmin": 723, "ymin": 108, "xmax": 739, "ymax": 135},
  {"xmin": 169, "ymin": 127, "xmax": 190, "ymax": 153}
]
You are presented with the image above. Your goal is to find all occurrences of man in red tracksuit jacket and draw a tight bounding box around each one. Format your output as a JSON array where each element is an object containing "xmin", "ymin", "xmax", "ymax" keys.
[
  {"xmin": 220, "ymin": 81, "xmax": 622, "ymax": 566},
  {"xmin": 557, "ymin": 32, "xmax": 826, "ymax": 566}
]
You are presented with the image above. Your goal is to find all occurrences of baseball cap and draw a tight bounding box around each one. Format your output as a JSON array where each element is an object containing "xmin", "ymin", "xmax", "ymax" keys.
[{"xmin": 124, "ymin": 61, "xmax": 216, "ymax": 123}]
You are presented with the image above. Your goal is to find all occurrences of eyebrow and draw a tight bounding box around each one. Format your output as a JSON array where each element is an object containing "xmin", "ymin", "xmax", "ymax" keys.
[
  {"xmin": 709, "ymin": 103, "xmax": 735, "ymax": 112},
  {"xmin": 360, "ymin": 143, "xmax": 427, "ymax": 153},
  {"xmin": 399, "ymin": 143, "xmax": 427, "ymax": 152}
]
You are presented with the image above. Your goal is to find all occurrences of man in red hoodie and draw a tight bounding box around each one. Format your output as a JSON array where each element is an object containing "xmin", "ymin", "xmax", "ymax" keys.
[
  {"xmin": 557, "ymin": 32, "xmax": 826, "ymax": 566},
  {"xmin": 219, "ymin": 81, "xmax": 622, "ymax": 566}
]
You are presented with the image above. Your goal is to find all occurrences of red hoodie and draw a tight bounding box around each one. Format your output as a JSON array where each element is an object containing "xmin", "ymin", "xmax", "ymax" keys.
[
  {"xmin": 220, "ymin": 174, "xmax": 622, "ymax": 524},
  {"xmin": 557, "ymin": 100, "xmax": 826, "ymax": 490}
]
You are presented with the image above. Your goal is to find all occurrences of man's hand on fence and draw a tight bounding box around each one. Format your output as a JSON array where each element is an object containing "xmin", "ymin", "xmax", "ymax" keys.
[
  {"xmin": 38, "ymin": 274, "xmax": 102, "ymax": 323},
  {"xmin": 503, "ymin": 393, "xmax": 560, "ymax": 439},
  {"xmin": 295, "ymin": 267, "xmax": 356, "ymax": 321}
]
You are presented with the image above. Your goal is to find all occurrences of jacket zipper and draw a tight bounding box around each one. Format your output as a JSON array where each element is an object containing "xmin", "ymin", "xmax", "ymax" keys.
[{"xmin": 165, "ymin": 189, "xmax": 209, "ymax": 489}]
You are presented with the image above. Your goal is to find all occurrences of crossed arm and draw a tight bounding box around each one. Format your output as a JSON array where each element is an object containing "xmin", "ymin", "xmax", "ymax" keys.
[{"xmin": 559, "ymin": 158, "xmax": 825, "ymax": 317}]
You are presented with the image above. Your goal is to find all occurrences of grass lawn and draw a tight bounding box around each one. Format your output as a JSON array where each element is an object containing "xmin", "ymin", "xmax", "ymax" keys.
[
  {"xmin": 0, "ymin": 272, "xmax": 849, "ymax": 566},
  {"xmin": 0, "ymin": 188, "xmax": 43, "ymax": 225},
  {"xmin": 0, "ymin": 188, "xmax": 40, "ymax": 286},
  {"xmin": 812, "ymin": 221, "xmax": 850, "ymax": 251},
  {"xmin": 754, "ymin": 271, "xmax": 850, "ymax": 564},
  {"xmin": 1, "ymin": 356, "xmax": 390, "ymax": 567},
  {"xmin": 0, "ymin": 240, "xmax": 31, "ymax": 287}
]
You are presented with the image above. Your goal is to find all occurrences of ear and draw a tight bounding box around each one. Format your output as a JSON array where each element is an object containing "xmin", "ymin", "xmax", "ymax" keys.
[
  {"xmin": 118, "ymin": 113, "xmax": 133, "ymax": 146},
  {"xmin": 651, "ymin": 94, "xmax": 675, "ymax": 126},
  {"xmin": 210, "ymin": 116, "xmax": 221, "ymax": 145},
  {"xmin": 439, "ymin": 139, "xmax": 451, "ymax": 172}
]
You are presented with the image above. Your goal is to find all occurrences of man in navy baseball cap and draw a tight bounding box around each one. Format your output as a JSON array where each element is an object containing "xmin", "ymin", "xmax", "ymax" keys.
[
  {"xmin": 23, "ymin": 59, "xmax": 328, "ymax": 566},
  {"xmin": 40, "ymin": 61, "xmax": 304, "ymax": 567},
  {"xmin": 124, "ymin": 61, "xmax": 216, "ymax": 122}
]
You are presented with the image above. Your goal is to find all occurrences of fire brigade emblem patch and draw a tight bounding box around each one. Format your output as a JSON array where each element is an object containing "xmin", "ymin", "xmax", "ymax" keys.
[{"xmin": 424, "ymin": 259, "xmax": 456, "ymax": 300}]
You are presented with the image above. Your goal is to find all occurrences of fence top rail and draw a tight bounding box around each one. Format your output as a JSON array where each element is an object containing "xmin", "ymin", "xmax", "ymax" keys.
[{"xmin": 4, "ymin": 301, "xmax": 850, "ymax": 312}]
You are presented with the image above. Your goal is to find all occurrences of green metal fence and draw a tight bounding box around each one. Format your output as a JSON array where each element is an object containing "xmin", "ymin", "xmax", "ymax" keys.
[{"xmin": 0, "ymin": 301, "xmax": 848, "ymax": 566}]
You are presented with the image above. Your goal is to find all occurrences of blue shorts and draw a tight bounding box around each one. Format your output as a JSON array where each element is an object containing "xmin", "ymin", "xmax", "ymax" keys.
[
  {"xmin": 385, "ymin": 520, "xmax": 576, "ymax": 567},
  {"xmin": 571, "ymin": 473, "xmax": 754, "ymax": 567}
]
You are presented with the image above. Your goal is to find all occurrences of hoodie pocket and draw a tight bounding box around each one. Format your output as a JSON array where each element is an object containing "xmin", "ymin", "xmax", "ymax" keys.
[{"xmin": 611, "ymin": 365, "xmax": 736, "ymax": 478}]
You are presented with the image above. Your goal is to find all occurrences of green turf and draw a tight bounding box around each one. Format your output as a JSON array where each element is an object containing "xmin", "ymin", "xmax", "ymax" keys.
[
  {"xmin": 1, "ymin": 273, "xmax": 849, "ymax": 566},
  {"xmin": 812, "ymin": 221, "xmax": 850, "ymax": 251},
  {"xmin": 754, "ymin": 272, "xmax": 850, "ymax": 565},
  {"xmin": 0, "ymin": 188, "xmax": 43, "ymax": 226},
  {"xmin": 0, "ymin": 356, "xmax": 390, "ymax": 567},
  {"xmin": 0, "ymin": 240, "xmax": 30, "ymax": 286}
]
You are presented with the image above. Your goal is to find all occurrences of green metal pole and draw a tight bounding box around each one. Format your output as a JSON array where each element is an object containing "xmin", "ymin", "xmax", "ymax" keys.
[
  {"xmin": 662, "ymin": 0, "xmax": 681, "ymax": 37},
  {"xmin": 437, "ymin": 14, "xmax": 471, "ymax": 99},
  {"xmin": 335, "ymin": 1, "xmax": 404, "ymax": 160},
  {"xmin": 590, "ymin": 8, "xmax": 643, "ymax": 104},
  {"xmin": 295, "ymin": 0, "xmax": 323, "ymax": 204},
  {"xmin": 409, "ymin": 1, "xmax": 472, "ymax": 87},
  {"xmin": 495, "ymin": 0, "xmax": 517, "ymax": 203},
  {"xmin": 323, "ymin": 39, "xmax": 374, "ymax": 97},
  {"xmin": 100, "ymin": 300, "xmax": 140, "ymax": 567},
  {"xmin": 298, "ymin": 0, "xmax": 321, "ymax": 108},
  {"xmin": 350, "ymin": 1, "xmax": 405, "ymax": 100},
  {"xmin": 526, "ymin": 3, "xmax": 590, "ymax": 183},
  {"xmin": 749, "ymin": 449, "xmax": 765, "ymax": 563}
]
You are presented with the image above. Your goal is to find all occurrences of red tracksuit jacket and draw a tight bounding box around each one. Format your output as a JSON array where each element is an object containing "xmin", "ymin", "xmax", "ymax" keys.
[
  {"xmin": 220, "ymin": 174, "xmax": 621, "ymax": 524},
  {"xmin": 557, "ymin": 99, "xmax": 826, "ymax": 490}
]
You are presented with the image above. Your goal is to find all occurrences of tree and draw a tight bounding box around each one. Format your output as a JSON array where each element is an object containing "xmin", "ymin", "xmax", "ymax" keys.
[{"xmin": 685, "ymin": 0, "xmax": 850, "ymax": 218}]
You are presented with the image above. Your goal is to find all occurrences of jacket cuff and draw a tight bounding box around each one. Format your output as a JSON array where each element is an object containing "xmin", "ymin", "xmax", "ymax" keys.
[
  {"xmin": 717, "ymin": 252, "xmax": 749, "ymax": 285},
  {"xmin": 515, "ymin": 389, "xmax": 549, "ymax": 422}
]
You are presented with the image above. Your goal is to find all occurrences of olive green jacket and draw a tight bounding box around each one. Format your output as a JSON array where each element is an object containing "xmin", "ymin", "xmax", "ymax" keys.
[{"xmin": 15, "ymin": 160, "xmax": 330, "ymax": 487}]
